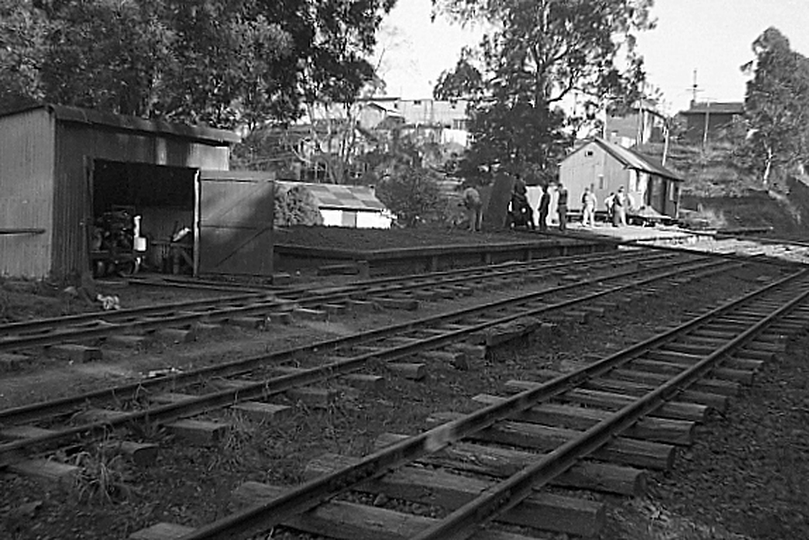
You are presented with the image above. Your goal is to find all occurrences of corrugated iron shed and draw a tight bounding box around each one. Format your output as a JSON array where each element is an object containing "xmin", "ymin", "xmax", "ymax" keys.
[{"xmin": 0, "ymin": 104, "xmax": 240, "ymax": 278}]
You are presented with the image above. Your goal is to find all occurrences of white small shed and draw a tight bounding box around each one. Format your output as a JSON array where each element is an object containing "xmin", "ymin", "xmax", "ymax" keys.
[{"xmin": 277, "ymin": 182, "xmax": 392, "ymax": 229}]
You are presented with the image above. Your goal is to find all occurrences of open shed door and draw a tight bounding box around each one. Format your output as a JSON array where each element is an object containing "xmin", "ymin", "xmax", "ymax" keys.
[{"xmin": 197, "ymin": 170, "xmax": 275, "ymax": 276}]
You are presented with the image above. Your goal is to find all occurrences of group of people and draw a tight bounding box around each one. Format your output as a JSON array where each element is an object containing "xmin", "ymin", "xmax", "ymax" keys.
[
  {"xmin": 580, "ymin": 184, "xmax": 634, "ymax": 228},
  {"xmin": 462, "ymin": 180, "xmax": 633, "ymax": 232},
  {"xmin": 603, "ymin": 186, "xmax": 632, "ymax": 227},
  {"xmin": 511, "ymin": 179, "xmax": 568, "ymax": 232}
]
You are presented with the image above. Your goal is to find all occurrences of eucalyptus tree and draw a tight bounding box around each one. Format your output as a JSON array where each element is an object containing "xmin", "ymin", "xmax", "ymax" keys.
[
  {"xmin": 740, "ymin": 27, "xmax": 809, "ymax": 187},
  {"xmin": 432, "ymin": 0, "xmax": 654, "ymax": 184}
]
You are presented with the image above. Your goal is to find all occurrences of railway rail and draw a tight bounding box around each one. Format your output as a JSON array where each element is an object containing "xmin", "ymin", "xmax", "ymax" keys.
[
  {"xmin": 164, "ymin": 265, "xmax": 809, "ymax": 540},
  {"xmin": 0, "ymin": 254, "xmax": 757, "ymax": 478},
  {"xmin": 0, "ymin": 249, "xmax": 666, "ymax": 354}
]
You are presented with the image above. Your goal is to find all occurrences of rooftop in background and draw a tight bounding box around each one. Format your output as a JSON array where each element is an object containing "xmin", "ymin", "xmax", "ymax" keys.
[
  {"xmin": 277, "ymin": 181, "xmax": 387, "ymax": 212},
  {"xmin": 680, "ymin": 101, "xmax": 745, "ymax": 115}
]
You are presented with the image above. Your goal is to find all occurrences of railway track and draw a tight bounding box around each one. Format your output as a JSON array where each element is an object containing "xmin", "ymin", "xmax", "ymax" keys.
[
  {"xmin": 0, "ymin": 255, "xmax": 762, "ymax": 493},
  {"xmin": 159, "ymin": 266, "xmax": 809, "ymax": 540},
  {"xmin": 0, "ymin": 249, "xmax": 667, "ymax": 355}
]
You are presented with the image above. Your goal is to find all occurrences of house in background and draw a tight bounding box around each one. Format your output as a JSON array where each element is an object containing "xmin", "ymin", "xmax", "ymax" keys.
[
  {"xmin": 678, "ymin": 101, "xmax": 744, "ymax": 146},
  {"xmin": 559, "ymin": 137, "xmax": 684, "ymax": 220},
  {"xmin": 277, "ymin": 181, "xmax": 392, "ymax": 229},
  {"xmin": 603, "ymin": 99, "xmax": 667, "ymax": 148}
]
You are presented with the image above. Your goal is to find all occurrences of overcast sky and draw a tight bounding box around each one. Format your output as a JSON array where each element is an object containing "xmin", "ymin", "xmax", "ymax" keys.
[{"xmin": 380, "ymin": 0, "xmax": 809, "ymax": 114}]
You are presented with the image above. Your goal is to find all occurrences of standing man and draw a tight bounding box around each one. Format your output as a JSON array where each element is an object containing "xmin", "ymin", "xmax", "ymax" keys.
[
  {"xmin": 613, "ymin": 186, "xmax": 628, "ymax": 227},
  {"xmin": 604, "ymin": 192, "xmax": 616, "ymax": 226},
  {"xmin": 556, "ymin": 183, "xmax": 568, "ymax": 232},
  {"xmin": 538, "ymin": 184, "xmax": 551, "ymax": 231},
  {"xmin": 463, "ymin": 185, "xmax": 483, "ymax": 232},
  {"xmin": 581, "ymin": 186, "xmax": 597, "ymax": 227}
]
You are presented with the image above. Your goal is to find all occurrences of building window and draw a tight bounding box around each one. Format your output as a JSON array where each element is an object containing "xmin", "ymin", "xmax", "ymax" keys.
[
  {"xmin": 585, "ymin": 150, "xmax": 594, "ymax": 157},
  {"xmin": 669, "ymin": 183, "xmax": 678, "ymax": 201},
  {"xmin": 598, "ymin": 175, "xmax": 604, "ymax": 190},
  {"xmin": 452, "ymin": 119, "xmax": 467, "ymax": 130},
  {"xmin": 414, "ymin": 100, "xmax": 422, "ymax": 106}
]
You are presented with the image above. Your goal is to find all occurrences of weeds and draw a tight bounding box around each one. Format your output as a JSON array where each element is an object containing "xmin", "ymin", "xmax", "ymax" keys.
[
  {"xmin": 125, "ymin": 415, "xmax": 167, "ymax": 442},
  {"xmin": 64, "ymin": 442, "xmax": 134, "ymax": 503},
  {"xmin": 210, "ymin": 411, "xmax": 255, "ymax": 470}
]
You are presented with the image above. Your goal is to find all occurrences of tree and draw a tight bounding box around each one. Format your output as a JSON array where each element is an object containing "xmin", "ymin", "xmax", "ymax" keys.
[
  {"xmin": 433, "ymin": 48, "xmax": 485, "ymax": 100},
  {"xmin": 0, "ymin": 0, "xmax": 396, "ymax": 128},
  {"xmin": 0, "ymin": 1, "xmax": 51, "ymax": 111},
  {"xmin": 740, "ymin": 27, "xmax": 809, "ymax": 187},
  {"xmin": 375, "ymin": 164, "xmax": 444, "ymax": 227},
  {"xmin": 39, "ymin": 0, "xmax": 179, "ymax": 118},
  {"xmin": 432, "ymin": 0, "xmax": 653, "ymax": 183}
]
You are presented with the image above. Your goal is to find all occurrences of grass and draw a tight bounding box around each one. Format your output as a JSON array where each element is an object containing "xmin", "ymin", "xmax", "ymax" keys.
[{"xmin": 62, "ymin": 441, "xmax": 135, "ymax": 503}]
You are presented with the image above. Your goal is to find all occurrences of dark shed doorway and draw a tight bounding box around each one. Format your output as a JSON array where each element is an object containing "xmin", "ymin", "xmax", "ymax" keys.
[{"xmin": 91, "ymin": 159, "xmax": 197, "ymax": 275}]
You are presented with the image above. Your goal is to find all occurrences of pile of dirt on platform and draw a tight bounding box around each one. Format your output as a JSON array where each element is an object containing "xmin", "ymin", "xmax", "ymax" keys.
[{"xmin": 274, "ymin": 225, "xmax": 532, "ymax": 250}]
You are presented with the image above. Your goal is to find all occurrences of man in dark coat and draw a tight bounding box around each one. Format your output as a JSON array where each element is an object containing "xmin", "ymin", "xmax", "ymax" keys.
[
  {"xmin": 510, "ymin": 177, "xmax": 535, "ymax": 229},
  {"xmin": 538, "ymin": 185, "xmax": 551, "ymax": 231}
]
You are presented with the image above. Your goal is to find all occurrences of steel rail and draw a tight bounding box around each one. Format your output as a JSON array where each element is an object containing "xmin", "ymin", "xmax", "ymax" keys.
[
  {"xmin": 0, "ymin": 254, "xmax": 724, "ymax": 429},
  {"xmin": 410, "ymin": 272, "xmax": 809, "ymax": 540},
  {"xmin": 0, "ymin": 291, "xmax": 268, "ymax": 336},
  {"xmin": 0, "ymin": 251, "xmax": 670, "ymax": 351},
  {"xmin": 175, "ymin": 267, "xmax": 808, "ymax": 540},
  {"xmin": 0, "ymin": 257, "xmax": 732, "ymax": 465}
]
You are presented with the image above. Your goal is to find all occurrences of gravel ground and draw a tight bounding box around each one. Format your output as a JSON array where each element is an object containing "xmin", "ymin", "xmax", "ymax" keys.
[{"xmin": 1, "ymin": 261, "xmax": 806, "ymax": 540}]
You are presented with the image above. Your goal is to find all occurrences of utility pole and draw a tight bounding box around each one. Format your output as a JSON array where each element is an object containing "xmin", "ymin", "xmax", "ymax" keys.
[
  {"xmin": 687, "ymin": 69, "xmax": 708, "ymax": 148},
  {"xmin": 689, "ymin": 69, "xmax": 704, "ymax": 105}
]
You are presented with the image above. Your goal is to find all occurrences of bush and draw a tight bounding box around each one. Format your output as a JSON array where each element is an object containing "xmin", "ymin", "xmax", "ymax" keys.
[
  {"xmin": 274, "ymin": 184, "xmax": 323, "ymax": 227},
  {"xmin": 376, "ymin": 167, "xmax": 445, "ymax": 227}
]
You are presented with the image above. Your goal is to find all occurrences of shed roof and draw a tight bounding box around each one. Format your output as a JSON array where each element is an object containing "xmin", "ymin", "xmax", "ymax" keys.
[
  {"xmin": 680, "ymin": 101, "xmax": 744, "ymax": 115},
  {"xmin": 278, "ymin": 181, "xmax": 388, "ymax": 212},
  {"xmin": 566, "ymin": 138, "xmax": 684, "ymax": 182},
  {"xmin": 0, "ymin": 104, "xmax": 241, "ymax": 144}
]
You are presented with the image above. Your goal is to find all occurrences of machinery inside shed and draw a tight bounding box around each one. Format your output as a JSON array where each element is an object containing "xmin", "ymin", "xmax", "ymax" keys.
[{"xmin": 91, "ymin": 159, "xmax": 197, "ymax": 276}]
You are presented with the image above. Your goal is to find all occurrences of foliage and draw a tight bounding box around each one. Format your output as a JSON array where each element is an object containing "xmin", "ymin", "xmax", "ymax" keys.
[
  {"xmin": 431, "ymin": 0, "xmax": 654, "ymax": 184},
  {"xmin": 63, "ymin": 444, "xmax": 134, "ymax": 503},
  {"xmin": 738, "ymin": 27, "xmax": 809, "ymax": 188},
  {"xmin": 433, "ymin": 48, "xmax": 484, "ymax": 100},
  {"xmin": 461, "ymin": 100, "xmax": 573, "ymax": 185},
  {"xmin": 0, "ymin": 0, "xmax": 396, "ymax": 128},
  {"xmin": 375, "ymin": 166, "xmax": 445, "ymax": 227},
  {"xmin": 0, "ymin": 0, "xmax": 51, "ymax": 111},
  {"xmin": 274, "ymin": 184, "xmax": 324, "ymax": 227}
]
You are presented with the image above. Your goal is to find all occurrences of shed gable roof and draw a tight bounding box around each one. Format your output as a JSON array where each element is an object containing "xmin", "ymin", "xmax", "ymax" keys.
[
  {"xmin": 564, "ymin": 138, "xmax": 683, "ymax": 182},
  {"xmin": 0, "ymin": 104, "xmax": 241, "ymax": 144},
  {"xmin": 278, "ymin": 181, "xmax": 387, "ymax": 212}
]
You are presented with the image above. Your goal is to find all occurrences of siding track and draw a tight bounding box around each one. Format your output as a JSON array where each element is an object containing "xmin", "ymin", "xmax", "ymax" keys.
[
  {"xmin": 1, "ymin": 254, "xmax": 734, "ymax": 468},
  {"xmin": 0, "ymin": 250, "xmax": 666, "ymax": 354},
  {"xmin": 161, "ymin": 268, "xmax": 809, "ymax": 540}
]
